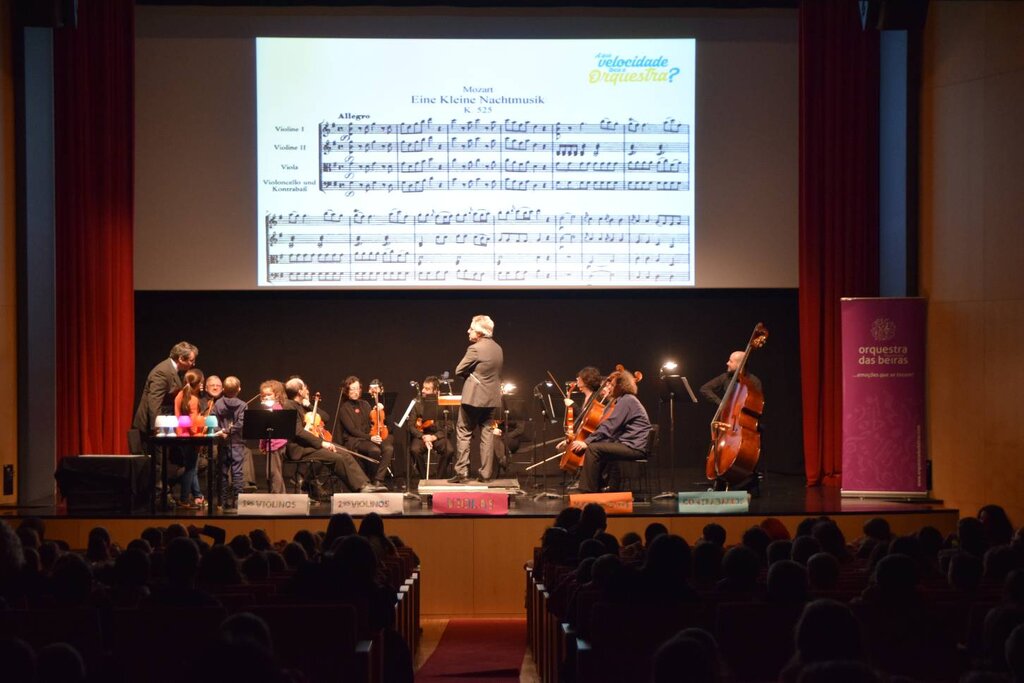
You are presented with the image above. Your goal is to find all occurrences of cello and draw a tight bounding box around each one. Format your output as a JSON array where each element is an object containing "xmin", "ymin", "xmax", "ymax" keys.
[
  {"xmin": 559, "ymin": 365, "xmax": 643, "ymax": 473},
  {"xmin": 705, "ymin": 323, "xmax": 769, "ymax": 487}
]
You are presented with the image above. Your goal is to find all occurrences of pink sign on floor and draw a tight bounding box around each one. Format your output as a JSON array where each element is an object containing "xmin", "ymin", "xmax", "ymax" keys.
[{"xmin": 432, "ymin": 491, "xmax": 509, "ymax": 515}]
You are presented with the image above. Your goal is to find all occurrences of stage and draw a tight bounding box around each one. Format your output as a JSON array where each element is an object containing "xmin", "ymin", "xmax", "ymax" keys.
[{"xmin": 7, "ymin": 468, "xmax": 958, "ymax": 617}]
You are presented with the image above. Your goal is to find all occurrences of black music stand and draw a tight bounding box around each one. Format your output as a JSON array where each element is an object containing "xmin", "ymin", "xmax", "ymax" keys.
[
  {"xmin": 653, "ymin": 373, "xmax": 697, "ymax": 500},
  {"xmin": 531, "ymin": 382, "xmax": 563, "ymax": 501},
  {"xmin": 243, "ymin": 409, "xmax": 297, "ymax": 492},
  {"xmin": 395, "ymin": 396, "xmax": 421, "ymax": 501}
]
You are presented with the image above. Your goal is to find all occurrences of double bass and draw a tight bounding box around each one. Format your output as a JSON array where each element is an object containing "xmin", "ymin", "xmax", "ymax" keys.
[{"xmin": 705, "ymin": 323, "xmax": 768, "ymax": 487}]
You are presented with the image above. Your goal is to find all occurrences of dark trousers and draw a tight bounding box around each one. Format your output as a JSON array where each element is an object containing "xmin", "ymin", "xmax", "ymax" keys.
[
  {"xmin": 455, "ymin": 405, "xmax": 496, "ymax": 479},
  {"xmin": 345, "ymin": 437, "xmax": 394, "ymax": 483},
  {"xmin": 579, "ymin": 441, "xmax": 646, "ymax": 493},
  {"xmin": 410, "ymin": 436, "xmax": 451, "ymax": 479},
  {"xmin": 219, "ymin": 441, "xmax": 245, "ymax": 501},
  {"xmin": 289, "ymin": 447, "xmax": 370, "ymax": 492}
]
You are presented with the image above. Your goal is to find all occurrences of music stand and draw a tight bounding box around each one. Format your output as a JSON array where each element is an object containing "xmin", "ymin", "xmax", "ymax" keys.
[
  {"xmin": 395, "ymin": 397, "xmax": 421, "ymax": 501},
  {"xmin": 242, "ymin": 409, "xmax": 297, "ymax": 492},
  {"xmin": 532, "ymin": 382, "xmax": 563, "ymax": 501},
  {"xmin": 652, "ymin": 373, "xmax": 697, "ymax": 500}
]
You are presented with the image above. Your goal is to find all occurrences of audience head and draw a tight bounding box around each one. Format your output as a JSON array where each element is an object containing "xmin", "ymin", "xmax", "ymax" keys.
[
  {"xmin": 590, "ymin": 553, "xmax": 623, "ymax": 589},
  {"xmin": 984, "ymin": 604, "xmax": 1024, "ymax": 671},
  {"xmin": 293, "ymin": 529, "xmax": 318, "ymax": 558},
  {"xmin": 862, "ymin": 517, "xmax": 892, "ymax": 542},
  {"xmin": 871, "ymin": 553, "xmax": 918, "ymax": 601},
  {"xmin": 645, "ymin": 522, "xmax": 669, "ymax": 545},
  {"xmin": 0, "ymin": 520, "xmax": 26, "ymax": 584},
  {"xmin": 330, "ymin": 535, "xmax": 378, "ymax": 587},
  {"xmin": 282, "ymin": 542, "xmax": 308, "ymax": 570},
  {"xmin": 228, "ymin": 534, "xmax": 253, "ymax": 559},
  {"xmin": 621, "ymin": 531, "xmax": 642, "ymax": 548},
  {"xmin": 165, "ymin": 523, "xmax": 189, "ymax": 543},
  {"xmin": 16, "ymin": 526, "xmax": 40, "ymax": 550},
  {"xmin": 720, "ymin": 544, "xmax": 760, "ymax": 591},
  {"xmin": 0, "ymin": 637, "xmax": 35, "ymax": 683},
  {"xmin": 701, "ymin": 523, "xmax": 726, "ymax": 547},
  {"xmin": 579, "ymin": 503, "xmax": 608, "ymax": 536},
  {"xmin": 946, "ymin": 551, "xmax": 983, "ymax": 593},
  {"xmin": 554, "ymin": 506, "xmax": 582, "ymax": 530},
  {"xmin": 980, "ymin": 505, "xmax": 1015, "ymax": 547},
  {"xmin": 241, "ymin": 552, "xmax": 270, "ymax": 582},
  {"xmin": 540, "ymin": 526, "xmax": 574, "ymax": 567},
  {"xmin": 760, "ymin": 517, "xmax": 791, "ymax": 541},
  {"xmin": 958, "ymin": 517, "xmax": 988, "ymax": 557},
  {"xmin": 643, "ymin": 533, "xmax": 692, "ymax": 582},
  {"xmin": 220, "ymin": 611, "xmax": 273, "ymax": 651},
  {"xmin": 766, "ymin": 560, "xmax": 808, "ymax": 604},
  {"xmin": 578, "ymin": 538, "xmax": 605, "ymax": 563},
  {"xmin": 141, "ymin": 526, "xmax": 163, "ymax": 550},
  {"xmin": 811, "ymin": 520, "xmax": 849, "ymax": 561},
  {"xmin": 325, "ymin": 513, "xmax": 357, "ymax": 548},
  {"xmin": 38, "ymin": 541, "xmax": 61, "ymax": 572},
  {"xmin": 917, "ymin": 525, "xmax": 944, "ymax": 560},
  {"xmin": 791, "ymin": 535, "xmax": 823, "ymax": 566},
  {"xmin": 768, "ymin": 539, "xmax": 794, "ymax": 566},
  {"xmin": 652, "ymin": 628, "xmax": 722, "ymax": 683},
  {"xmin": 198, "ymin": 545, "xmax": 242, "ymax": 586},
  {"xmin": 1005, "ymin": 570, "xmax": 1024, "ymax": 605},
  {"xmin": 359, "ymin": 512, "xmax": 387, "ymax": 539},
  {"xmin": 794, "ymin": 599, "xmax": 863, "ymax": 664},
  {"xmin": 796, "ymin": 660, "xmax": 881, "ymax": 683},
  {"xmin": 807, "ymin": 552, "xmax": 840, "ymax": 591},
  {"xmin": 85, "ymin": 526, "xmax": 112, "ymax": 563},
  {"xmin": 114, "ymin": 547, "xmax": 151, "ymax": 589},
  {"xmin": 248, "ymin": 529, "xmax": 272, "ymax": 552},
  {"xmin": 796, "ymin": 516, "xmax": 824, "ymax": 538},
  {"xmin": 742, "ymin": 525, "xmax": 772, "ymax": 565},
  {"xmin": 692, "ymin": 540, "xmax": 724, "ymax": 586},
  {"xmin": 36, "ymin": 642, "xmax": 85, "ymax": 683},
  {"xmin": 50, "ymin": 553, "xmax": 93, "ymax": 607},
  {"xmin": 164, "ymin": 537, "xmax": 201, "ymax": 586},
  {"xmin": 594, "ymin": 532, "xmax": 620, "ymax": 557},
  {"xmin": 985, "ymin": 544, "xmax": 1018, "ymax": 581}
]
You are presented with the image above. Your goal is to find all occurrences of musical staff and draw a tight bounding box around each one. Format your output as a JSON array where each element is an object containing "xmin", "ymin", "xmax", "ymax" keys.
[
  {"xmin": 317, "ymin": 118, "xmax": 691, "ymax": 195},
  {"xmin": 264, "ymin": 208, "xmax": 692, "ymax": 287}
]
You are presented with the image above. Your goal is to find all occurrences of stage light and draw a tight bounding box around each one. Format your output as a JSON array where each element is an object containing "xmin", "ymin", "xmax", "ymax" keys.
[
  {"xmin": 661, "ymin": 360, "xmax": 679, "ymax": 377},
  {"xmin": 501, "ymin": 382, "xmax": 517, "ymax": 395}
]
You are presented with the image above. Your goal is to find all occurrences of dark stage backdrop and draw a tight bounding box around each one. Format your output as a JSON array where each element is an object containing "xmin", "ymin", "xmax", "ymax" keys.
[{"xmin": 135, "ymin": 289, "xmax": 802, "ymax": 477}]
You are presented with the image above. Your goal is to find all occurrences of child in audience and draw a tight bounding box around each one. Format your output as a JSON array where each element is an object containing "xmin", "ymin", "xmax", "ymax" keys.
[{"xmin": 214, "ymin": 376, "xmax": 247, "ymax": 511}]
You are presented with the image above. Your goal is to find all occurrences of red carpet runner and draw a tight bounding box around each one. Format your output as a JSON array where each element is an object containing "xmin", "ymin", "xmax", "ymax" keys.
[{"xmin": 416, "ymin": 619, "xmax": 526, "ymax": 681}]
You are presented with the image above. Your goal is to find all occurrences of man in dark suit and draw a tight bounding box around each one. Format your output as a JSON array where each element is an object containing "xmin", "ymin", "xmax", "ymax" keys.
[
  {"xmin": 450, "ymin": 315, "xmax": 504, "ymax": 483},
  {"xmin": 133, "ymin": 341, "xmax": 198, "ymax": 434}
]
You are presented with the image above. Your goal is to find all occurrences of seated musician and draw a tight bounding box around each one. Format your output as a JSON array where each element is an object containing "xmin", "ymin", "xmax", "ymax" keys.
[
  {"xmin": 491, "ymin": 385, "xmax": 525, "ymax": 477},
  {"xmin": 408, "ymin": 376, "xmax": 453, "ymax": 480},
  {"xmin": 572, "ymin": 369, "xmax": 652, "ymax": 494},
  {"xmin": 283, "ymin": 377, "xmax": 385, "ymax": 495},
  {"xmin": 339, "ymin": 376, "xmax": 395, "ymax": 489}
]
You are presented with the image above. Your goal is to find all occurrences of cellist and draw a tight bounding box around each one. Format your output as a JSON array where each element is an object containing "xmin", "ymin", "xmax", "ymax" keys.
[
  {"xmin": 338, "ymin": 375, "xmax": 395, "ymax": 490},
  {"xmin": 573, "ymin": 369, "xmax": 652, "ymax": 494},
  {"xmin": 408, "ymin": 376, "xmax": 453, "ymax": 480}
]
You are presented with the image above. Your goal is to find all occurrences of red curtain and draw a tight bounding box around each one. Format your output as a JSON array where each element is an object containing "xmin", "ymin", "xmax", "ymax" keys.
[
  {"xmin": 53, "ymin": 0, "xmax": 135, "ymax": 458},
  {"xmin": 799, "ymin": 0, "xmax": 880, "ymax": 486}
]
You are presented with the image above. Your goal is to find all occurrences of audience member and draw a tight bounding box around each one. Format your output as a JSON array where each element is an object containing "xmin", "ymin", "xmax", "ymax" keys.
[{"xmin": 701, "ymin": 522, "xmax": 726, "ymax": 547}]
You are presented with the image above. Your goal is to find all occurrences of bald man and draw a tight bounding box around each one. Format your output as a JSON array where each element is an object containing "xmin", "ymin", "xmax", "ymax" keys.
[{"xmin": 699, "ymin": 350, "xmax": 762, "ymax": 406}]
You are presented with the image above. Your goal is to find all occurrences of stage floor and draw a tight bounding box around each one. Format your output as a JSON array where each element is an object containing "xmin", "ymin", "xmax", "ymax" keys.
[{"xmin": 11, "ymin": 467, "xmax": 950, "ymax": 521}]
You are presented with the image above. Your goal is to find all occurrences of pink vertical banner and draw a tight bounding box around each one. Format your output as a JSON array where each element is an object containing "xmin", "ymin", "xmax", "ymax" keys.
[{"xmin": 840, "ymin": 298, "xmax": 927, "ymax": 496}]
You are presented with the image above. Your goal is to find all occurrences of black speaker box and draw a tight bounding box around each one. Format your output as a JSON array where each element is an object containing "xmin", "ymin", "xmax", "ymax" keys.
[{"xmin": 55, "ymin": 455, "xmax": 151, "ymax": 514}]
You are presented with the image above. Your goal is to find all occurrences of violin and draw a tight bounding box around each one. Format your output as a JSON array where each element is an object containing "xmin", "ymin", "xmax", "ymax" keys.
[
  {"xmin": 303, "ymin": 391, "xmax": 333, "ymax": 441},
  {"xmin": 369, "ymin": 379, "xmax": 389, "ymax": 440},
  {"xmin": 705, "ymin": 323, "xmax": 768, "ymax": 486}
]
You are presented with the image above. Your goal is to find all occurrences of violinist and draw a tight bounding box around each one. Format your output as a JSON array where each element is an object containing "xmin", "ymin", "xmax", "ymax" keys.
[
  {"xmin": 408, "ymin": 376, "xmax": 452, "ymax": 480},
  {"xmin": 283, "ymin": 377, "xmax": 384, "ymax": 495},
  {"xmin": 574, "ymin": 370, "xmax": 652, "ymax": 494},
  {"xmin": 699, "ymin": 351, "xmax": 762, "ymax": 405},
  {"xmin": 339, "ymin": 376, "xmax": 395, "ymax": 490}
]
